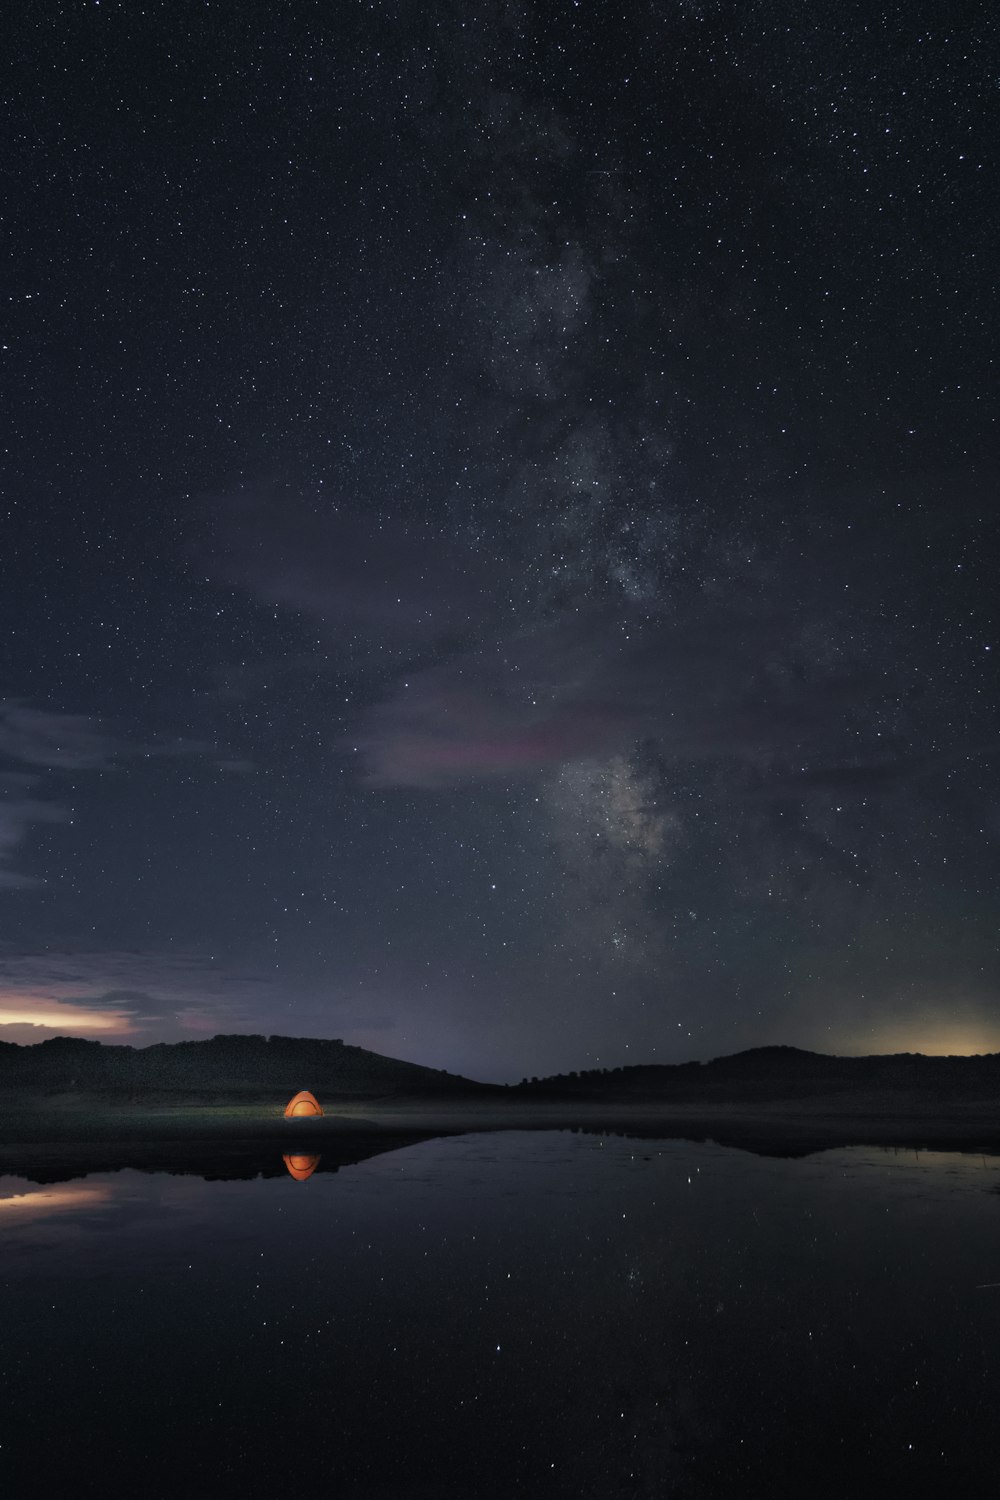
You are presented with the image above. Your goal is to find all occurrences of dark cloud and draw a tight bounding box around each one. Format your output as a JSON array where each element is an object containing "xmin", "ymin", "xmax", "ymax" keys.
[
  {"xmin": 55, "ymin": 988, "xmax": 183, "ymax": 1022},
  {"xmin": 0, "ymin": 773, "xmax": 67, "ymax": 890},
  {"xmin": 0, "ymin": 703, "xmax": 231, "ymax": 889},
  {"xmin": 0, "ymin": 701, "xmax": 114, "ymax": 771},
  {"xmin": 351, "ymin": 615, "xmax": 639, "ymax": 787},
  {"xmin": 211, "ymin": 485, "xmax": 496, "ymax": 656},
  {"xmin": 0, "ymin": 950, "xmax": 267, "ymax": 1039},
  {"xmin": 350, "ymin": 602, "xmax": 872, "ymax": 789},
  {"xmin": 0, "ymin": 701, "xmax": 218, "ymax": 774}
]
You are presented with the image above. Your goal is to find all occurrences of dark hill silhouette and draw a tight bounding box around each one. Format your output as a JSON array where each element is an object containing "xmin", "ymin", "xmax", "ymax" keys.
[
  {"xmin": 514, "ymin": 1044, "xmax": 1000, "ymax": 1105},
  {"xmin": 4, "ymin": 1035, "xmax": 1000, "ymax": 1113},
  {"xmin": 0, "ymin": 1031, "xmax": 497, "ymax": 1102}
]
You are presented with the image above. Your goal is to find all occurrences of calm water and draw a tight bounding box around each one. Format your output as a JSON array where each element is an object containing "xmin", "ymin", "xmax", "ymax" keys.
[{"xmin": 2, "ymin": 1130, "xmax": 999, "ymax": 1497}]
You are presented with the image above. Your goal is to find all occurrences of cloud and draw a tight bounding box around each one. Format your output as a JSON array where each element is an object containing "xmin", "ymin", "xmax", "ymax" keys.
[
  {"xmin": 0, "ymin": 702, "xmax": 226, "ymax": 890},
  {"xmin": 352, "ymin": 617, "xmax": 639, "ymax": 787},
  {"xmin": 0, "ymin": 700, "xmax": 222, "ymax": 775},
  {"xmin": 210, "ymin": 485, "xmax": 495, "ymax": 656},
  {"xmin": 0, "ymin": 950, "xmax": 265, "ymax": 1041},
  {"xmin": 0, "ymin": 948, "xmax": 414, "ymax": 1049},
  {"xmin": 350, "ymin": 603, "xmax": 864, "ymax": 788},
  {"xmin": 0, "ymin": 774, "xmax": 67, "ymax": 889},
  {"xmin": 0, "ymin": 1003, "xmax": 132, "ymax": 1038},
  {"xmin": 0, "ymin": 705, "xmax": 121, "ymax": 886},
  {"xmin": 0, "ymin": 702, "xmax": 115, "ymax": 770}
]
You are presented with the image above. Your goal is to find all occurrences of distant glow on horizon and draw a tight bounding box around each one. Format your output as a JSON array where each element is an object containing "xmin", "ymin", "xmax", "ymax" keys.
[
  {"xmin": 836, "ymin": 1012, "xmax": 1000, "ymax": 1058},
  {"xmin": 0, "ymin": 996, "xmax": 133, "ymax": 1035}
]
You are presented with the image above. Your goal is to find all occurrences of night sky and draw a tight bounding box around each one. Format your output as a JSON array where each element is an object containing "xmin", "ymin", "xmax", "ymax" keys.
[{"xmin": 3, "ymin": 2, "xmax": 997, "ymax": 1079}]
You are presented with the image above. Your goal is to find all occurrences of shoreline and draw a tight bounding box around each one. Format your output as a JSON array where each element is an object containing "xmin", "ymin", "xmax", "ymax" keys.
[{"xmin": 3, "ymin": 1097, "xmax": 1000, "ymax": 1171}]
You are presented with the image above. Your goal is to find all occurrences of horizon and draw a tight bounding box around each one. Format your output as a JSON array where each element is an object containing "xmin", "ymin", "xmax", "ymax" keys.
[{"xmin": 5, "ymin": 1029, "xmax": 1000, "ymax": 1081}]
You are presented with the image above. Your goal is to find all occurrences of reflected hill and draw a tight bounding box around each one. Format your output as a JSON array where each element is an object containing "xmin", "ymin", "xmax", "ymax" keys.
[
  {"xmin": 566, "ymin": 1120, "xmax": 1000, "ymax": 1159},
  {"xmin": 4, "ymin": 1118, "xmax": 1000, "ymax": 1185},
  {"xmin": 0, "ymin": 1129, "xmax": 439, "ymax": 1185}
]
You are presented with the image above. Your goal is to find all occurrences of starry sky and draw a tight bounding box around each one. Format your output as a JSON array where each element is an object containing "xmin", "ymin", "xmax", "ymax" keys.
[{"xmin": 2, "ymin": 1, "xmax": 998, "ymax": 1079}]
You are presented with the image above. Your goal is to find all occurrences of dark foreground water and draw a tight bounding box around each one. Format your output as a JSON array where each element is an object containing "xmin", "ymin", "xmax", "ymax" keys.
[{"xmin": 2, "ymin": 1130, "xmax": 999, "ymax": 1498}]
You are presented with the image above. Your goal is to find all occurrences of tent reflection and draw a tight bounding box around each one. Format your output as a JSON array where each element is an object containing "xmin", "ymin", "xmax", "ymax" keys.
[{"xmin": 283, "ymin": 1153, "xmax": 321, "ymax": 1182}]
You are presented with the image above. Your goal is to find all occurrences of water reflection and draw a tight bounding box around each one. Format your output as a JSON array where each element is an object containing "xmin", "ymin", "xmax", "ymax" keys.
[
  {"xmin": 1, "ymin": 1133, "xmax": 998, "ymax": 1496},
  {"xmin": 283, "ymin": 1152, "xmax": 321, "ymax": 1180},
  {"xmin": 0, "ymin": 1129, "xmax": 436, "ymax": 1185},
  {"xmin": 0, "ymin": 1182, "xmax": 113, "ymax": 1219}
]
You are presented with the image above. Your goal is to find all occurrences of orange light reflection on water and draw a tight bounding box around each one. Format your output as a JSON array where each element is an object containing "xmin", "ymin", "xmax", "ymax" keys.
[
  {"xmin": 283, "ymin": 1154, "xmax": 321, "ymax": 1181},
  {"xmin": 0, "ymin": 1184, "xmax": 114, "ymax": 1219}
]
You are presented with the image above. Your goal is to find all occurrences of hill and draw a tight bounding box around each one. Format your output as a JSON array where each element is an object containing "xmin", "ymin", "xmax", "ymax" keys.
[
  {"xmin": 513, "ymin": 1044, "xmax": 1000, "ymax": 1107},
  {"xmin": 4, "ymin": 1037, "xmax": 1000, "ymax": 1115},
  {"xmin": 0, "ymin": 1032, "xmax": 496, "ymax": 1103}
]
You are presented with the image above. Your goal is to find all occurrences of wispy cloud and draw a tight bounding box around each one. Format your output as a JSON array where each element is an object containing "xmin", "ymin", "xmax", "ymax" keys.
[
  {"xmin": 349, "ymin": 604, "xmax": 864, "ymax": 789},
  {"xmin": 0, "ymin": 701, "xmax": 227, "ymax": 890},
  {"xmin": 208, "ymin": 484, "xmax": 495, "ymax": 659},
  {"xmin": 0, "ymin": 949, "xmax": 263, "ymax": 1042},
  {"xmin": 0, "ymin": 773, "xmax": 67, "ymax": 889},
  {"xmin": 0, "ymin": 702, "xmax": 115, "ymax": 771}
]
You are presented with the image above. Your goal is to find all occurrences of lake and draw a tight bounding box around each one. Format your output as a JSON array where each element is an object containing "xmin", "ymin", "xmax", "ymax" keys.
[{"xmin": 2, "ymin": 1129, "xmax": 999, "ymax": 1497}]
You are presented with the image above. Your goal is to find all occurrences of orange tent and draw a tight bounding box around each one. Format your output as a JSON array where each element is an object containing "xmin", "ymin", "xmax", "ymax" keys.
[
  {"xmin": 283, "ymin": 1153, "xmax": 321, "ymax": 1181},
  {"xmin": 284, "ymin": 1089, "xmax": 323, "ymax": 1118}
]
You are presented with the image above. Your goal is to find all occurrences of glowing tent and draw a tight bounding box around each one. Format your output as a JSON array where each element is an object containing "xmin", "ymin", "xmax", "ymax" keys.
[
  {"xmin": 284, "ymin": 1089, "xmax": 323, "ymax": 1118},
  {"xmin": 283, "ymin": 1153, "xmax": 321, "ymax": 1181}
]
